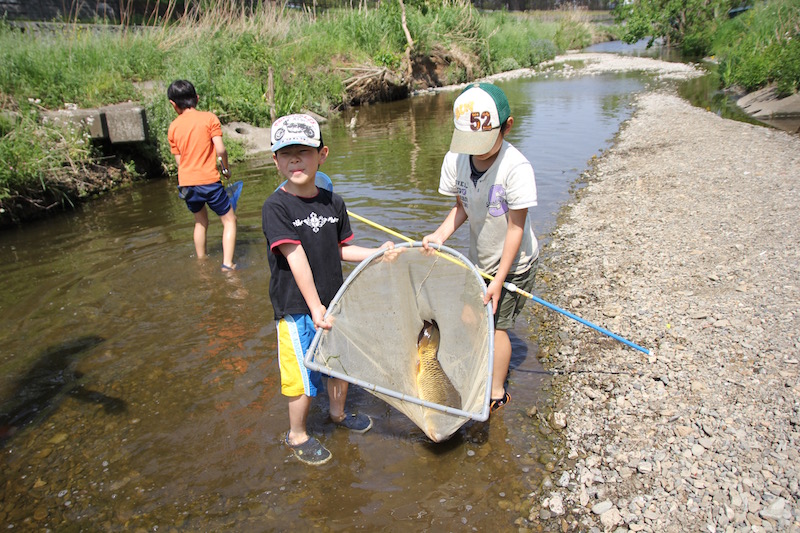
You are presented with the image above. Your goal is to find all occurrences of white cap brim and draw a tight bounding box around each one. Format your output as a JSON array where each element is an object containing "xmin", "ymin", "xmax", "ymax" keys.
[
  {"xmin": 449, "ymin": 127, "xmax": 500, "ymax": 155},
  {"xmin": 271, "ymin": 138, "xmax": 320, "ymax": 153}
]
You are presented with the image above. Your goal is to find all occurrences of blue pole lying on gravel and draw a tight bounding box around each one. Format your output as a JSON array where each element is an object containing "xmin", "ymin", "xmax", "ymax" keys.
[
  {"xmin": 347, "ymin": 210, "xmax": 651, "ymax": 356},
  {"xmin": 512, "ymin": 286, "xmax": 651, "ymax": 355}
]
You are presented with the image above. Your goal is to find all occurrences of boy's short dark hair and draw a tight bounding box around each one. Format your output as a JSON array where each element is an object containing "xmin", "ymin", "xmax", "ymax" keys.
[{"xmin": 167, "ymin": 80, "xmax": 198, "ymax": 110}]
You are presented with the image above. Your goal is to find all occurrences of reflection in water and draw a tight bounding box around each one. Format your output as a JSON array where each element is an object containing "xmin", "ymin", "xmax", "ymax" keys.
[
  {"xmin": 0, "ymin": 72, "xmax": 645, "ymax": 529},
  {"xmin": 584, "ymin": 37, "xmax": 684, "ymax": 62}
]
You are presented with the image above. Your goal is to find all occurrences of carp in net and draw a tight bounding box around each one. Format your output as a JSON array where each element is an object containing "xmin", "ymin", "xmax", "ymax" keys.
[{"xmin": 305, "ymin": 242, "xmax": 494, "ymax": 442}]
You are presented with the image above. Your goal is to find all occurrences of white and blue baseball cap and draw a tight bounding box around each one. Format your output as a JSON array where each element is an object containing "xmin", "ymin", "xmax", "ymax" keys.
[{"xmin": 270, "ymin": 114, "xmax": 322, "ymax": 152}]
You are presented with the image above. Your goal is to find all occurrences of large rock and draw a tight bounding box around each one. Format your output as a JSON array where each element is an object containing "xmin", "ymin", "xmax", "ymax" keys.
[
  {"xmin": 222, "ymin": 110, "xmax": 327, "ymax": 157},
  {"xmin": 222, "ymin": 122, "xmax": 272, "ymax": 157}
]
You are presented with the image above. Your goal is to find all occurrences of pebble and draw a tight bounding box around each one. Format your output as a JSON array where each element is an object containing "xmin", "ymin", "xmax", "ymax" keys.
[{"xmin": 592, "ymin": 500, "xmax": 613, "ymax": 515}]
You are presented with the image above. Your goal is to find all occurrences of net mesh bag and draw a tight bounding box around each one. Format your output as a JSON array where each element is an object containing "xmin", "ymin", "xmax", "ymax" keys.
[{"xmin": 306, "ymin": 242, "xmax": 494, "ymax": 442}]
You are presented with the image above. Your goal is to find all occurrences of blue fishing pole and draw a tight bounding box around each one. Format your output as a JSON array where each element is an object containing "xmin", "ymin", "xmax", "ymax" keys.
[
  {"xmin": 503, "ymin": 281, "xmax": 650, "ymax": 355},
  {"xmin": 347, "ymin": 210, "xmax": 650, "ymax": 355}
]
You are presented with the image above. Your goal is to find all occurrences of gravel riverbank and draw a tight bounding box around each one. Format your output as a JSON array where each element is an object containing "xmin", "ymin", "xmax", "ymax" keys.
[{"xmin": 533, "ymin": 56, "xmax": 800, "ymax": 532}]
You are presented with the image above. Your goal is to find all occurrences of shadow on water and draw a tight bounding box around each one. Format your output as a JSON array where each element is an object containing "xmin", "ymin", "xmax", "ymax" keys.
[
  {"xmin": 0, "ymin": 335, "xmax": 126, "ymax": 446},
  {"xmin": 509, "ymin": 330, "xmax": 530, "ymax": 374}
]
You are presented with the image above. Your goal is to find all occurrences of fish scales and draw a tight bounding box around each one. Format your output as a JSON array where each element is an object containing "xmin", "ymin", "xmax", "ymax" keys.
[{"xmin": 415, "ymin": 320, "xmax": 461, "ymax": 409}]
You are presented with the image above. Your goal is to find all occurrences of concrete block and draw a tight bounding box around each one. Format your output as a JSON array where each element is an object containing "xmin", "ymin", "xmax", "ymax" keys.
[
  {"xmin": 42, "ymin": 108, "xmax": 108, "ymax": 139},
  {"xmin": 101, "ymin": 102, "xmax": 148, "ymax": 143}
]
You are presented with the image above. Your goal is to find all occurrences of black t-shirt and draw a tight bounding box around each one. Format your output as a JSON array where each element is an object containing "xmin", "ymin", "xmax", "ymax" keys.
[{"xmin": 262, "ymin": 187, "xmax": 353, "ymax": 320}]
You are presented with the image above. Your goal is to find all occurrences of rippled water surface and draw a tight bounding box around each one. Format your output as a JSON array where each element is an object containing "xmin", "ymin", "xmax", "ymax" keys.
[{"xmin": 0, "ymin": 72, "xmax": 647, "ymax": 530}]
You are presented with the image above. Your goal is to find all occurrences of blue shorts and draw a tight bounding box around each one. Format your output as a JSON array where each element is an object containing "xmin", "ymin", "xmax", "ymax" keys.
[
  {"xmin": 179, "ymin": 182, "xmax": 231, "ymax": 216},
  {"xmin": 276, "ymin": 314, "xmax": 322, "ymax": 398}
]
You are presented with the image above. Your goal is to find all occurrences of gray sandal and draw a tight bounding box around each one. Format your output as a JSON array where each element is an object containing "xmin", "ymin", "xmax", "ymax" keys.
[
  {"xmin": 332, "ymin": 413, "xmax": 373, "ymax": 433},
  {"xmin": 285, "ymin": 433, "xmax": 332, "ymax": 465}
]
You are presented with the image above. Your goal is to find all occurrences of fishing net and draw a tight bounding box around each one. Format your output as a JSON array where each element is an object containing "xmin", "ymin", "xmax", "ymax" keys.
[{"xmin": 306, "ymin": 242, "xmax": 494, "ymax": 442}]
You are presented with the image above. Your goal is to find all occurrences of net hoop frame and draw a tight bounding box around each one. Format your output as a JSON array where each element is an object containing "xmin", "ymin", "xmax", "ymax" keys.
[{"xmin": 304, "ymin": 241, "xmax": 495, "ymax": 422}]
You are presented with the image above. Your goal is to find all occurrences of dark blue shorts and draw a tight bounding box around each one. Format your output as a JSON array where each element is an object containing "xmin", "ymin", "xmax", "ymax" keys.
[{"xmin": 179, "ymin": 182, "xmax": 231, "ymax": 216}]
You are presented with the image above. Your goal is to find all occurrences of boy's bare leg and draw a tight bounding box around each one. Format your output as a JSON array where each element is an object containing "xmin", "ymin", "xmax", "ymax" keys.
[
  {"xmin": 328, "ymin": 377, "xmax": 348, "ymax": 422},
  {"xmin": 492, "ymin": 328, "xmax": 512, "ymax": 399},
  {"xmin": 193, "ymin": 207, "xmax": 209, "ymax": 259},
  {"xmin": 287, "ymin": 394, "xmax": 311, "ymax": 445},
  {"xmin": 220, "ymin": 208, "xmax": 237, "ymax": 268}
]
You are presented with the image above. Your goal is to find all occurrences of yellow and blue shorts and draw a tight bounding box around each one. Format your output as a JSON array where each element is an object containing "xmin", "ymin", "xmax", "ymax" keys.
[{"xmin": 276, "ymin": 314, "xmax": 322, "ymax": 398}]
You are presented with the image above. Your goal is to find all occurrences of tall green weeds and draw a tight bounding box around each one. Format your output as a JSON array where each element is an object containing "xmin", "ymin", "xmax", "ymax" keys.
[
  {"xmin": 614, "ymin": 0, "xmax": 734, "ymax": 56},
  {"xmin": 0, "ymin": 23, "xmax": 163, "ymax": 108},
  {"xmin": 0, "ymin": 108, "xmax": 97, "ymax": 209},
  {"xmin": 484, "ymin": 11, "xmax": 557, "ymax": 72},
  {"xmin": 712, "ymin": 0, "xmax": 800, "ymax": 95},
  {"xmin": 0, "ymin": 21, "xmax": 158, "ymax": 218}
]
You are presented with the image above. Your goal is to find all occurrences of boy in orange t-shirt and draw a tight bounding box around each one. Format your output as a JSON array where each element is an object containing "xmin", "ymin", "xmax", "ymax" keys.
[{"xmin": 167, "ymin": 80, "xmax": 237, "ymax": 270}]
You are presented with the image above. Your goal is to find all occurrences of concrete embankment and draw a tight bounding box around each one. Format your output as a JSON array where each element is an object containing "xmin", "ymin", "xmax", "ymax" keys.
[{"xmin": 737, "ymin": 86, "xmax": 800, "ymax": 134}]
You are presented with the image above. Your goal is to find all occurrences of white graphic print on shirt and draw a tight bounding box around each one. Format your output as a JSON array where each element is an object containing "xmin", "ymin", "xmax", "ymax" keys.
[{"xmin": 292, "ymin": 212, "xmax": 339, "ymax": 233}]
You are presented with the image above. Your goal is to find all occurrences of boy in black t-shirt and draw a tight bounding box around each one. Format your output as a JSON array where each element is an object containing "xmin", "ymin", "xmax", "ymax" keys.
[{"xmin": 262, "ymin": 114, "xmax": 395, "ymax": 465}]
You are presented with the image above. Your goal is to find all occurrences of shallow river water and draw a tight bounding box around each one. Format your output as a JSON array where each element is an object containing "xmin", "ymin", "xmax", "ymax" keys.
[{"xmin": 0, "ymin": 70, "xmax": 653, "ymax": 530}]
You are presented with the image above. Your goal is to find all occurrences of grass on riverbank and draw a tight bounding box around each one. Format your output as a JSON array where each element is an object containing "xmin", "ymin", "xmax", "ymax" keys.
[
  {"xmin": 711, "ymin": 0, "xmax": 800, "ymax": 96},
  {"xmin": 611, "ymin": 0, "xmax": 799, "ymax": 96},
  {"xmin": 0, "ymin": 2, "xmax": 598, "ymax": 226}
]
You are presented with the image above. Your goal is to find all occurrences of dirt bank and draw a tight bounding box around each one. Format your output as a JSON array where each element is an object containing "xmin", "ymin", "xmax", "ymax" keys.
[{"xmin": 531, "ymin": 54, "xmax": 800, "ymax": 532}]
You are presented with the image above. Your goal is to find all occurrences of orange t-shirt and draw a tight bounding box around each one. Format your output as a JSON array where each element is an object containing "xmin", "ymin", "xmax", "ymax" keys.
[{"xmin": 168, "ymin": 109, "xmax": 223, "ymax": 186}]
